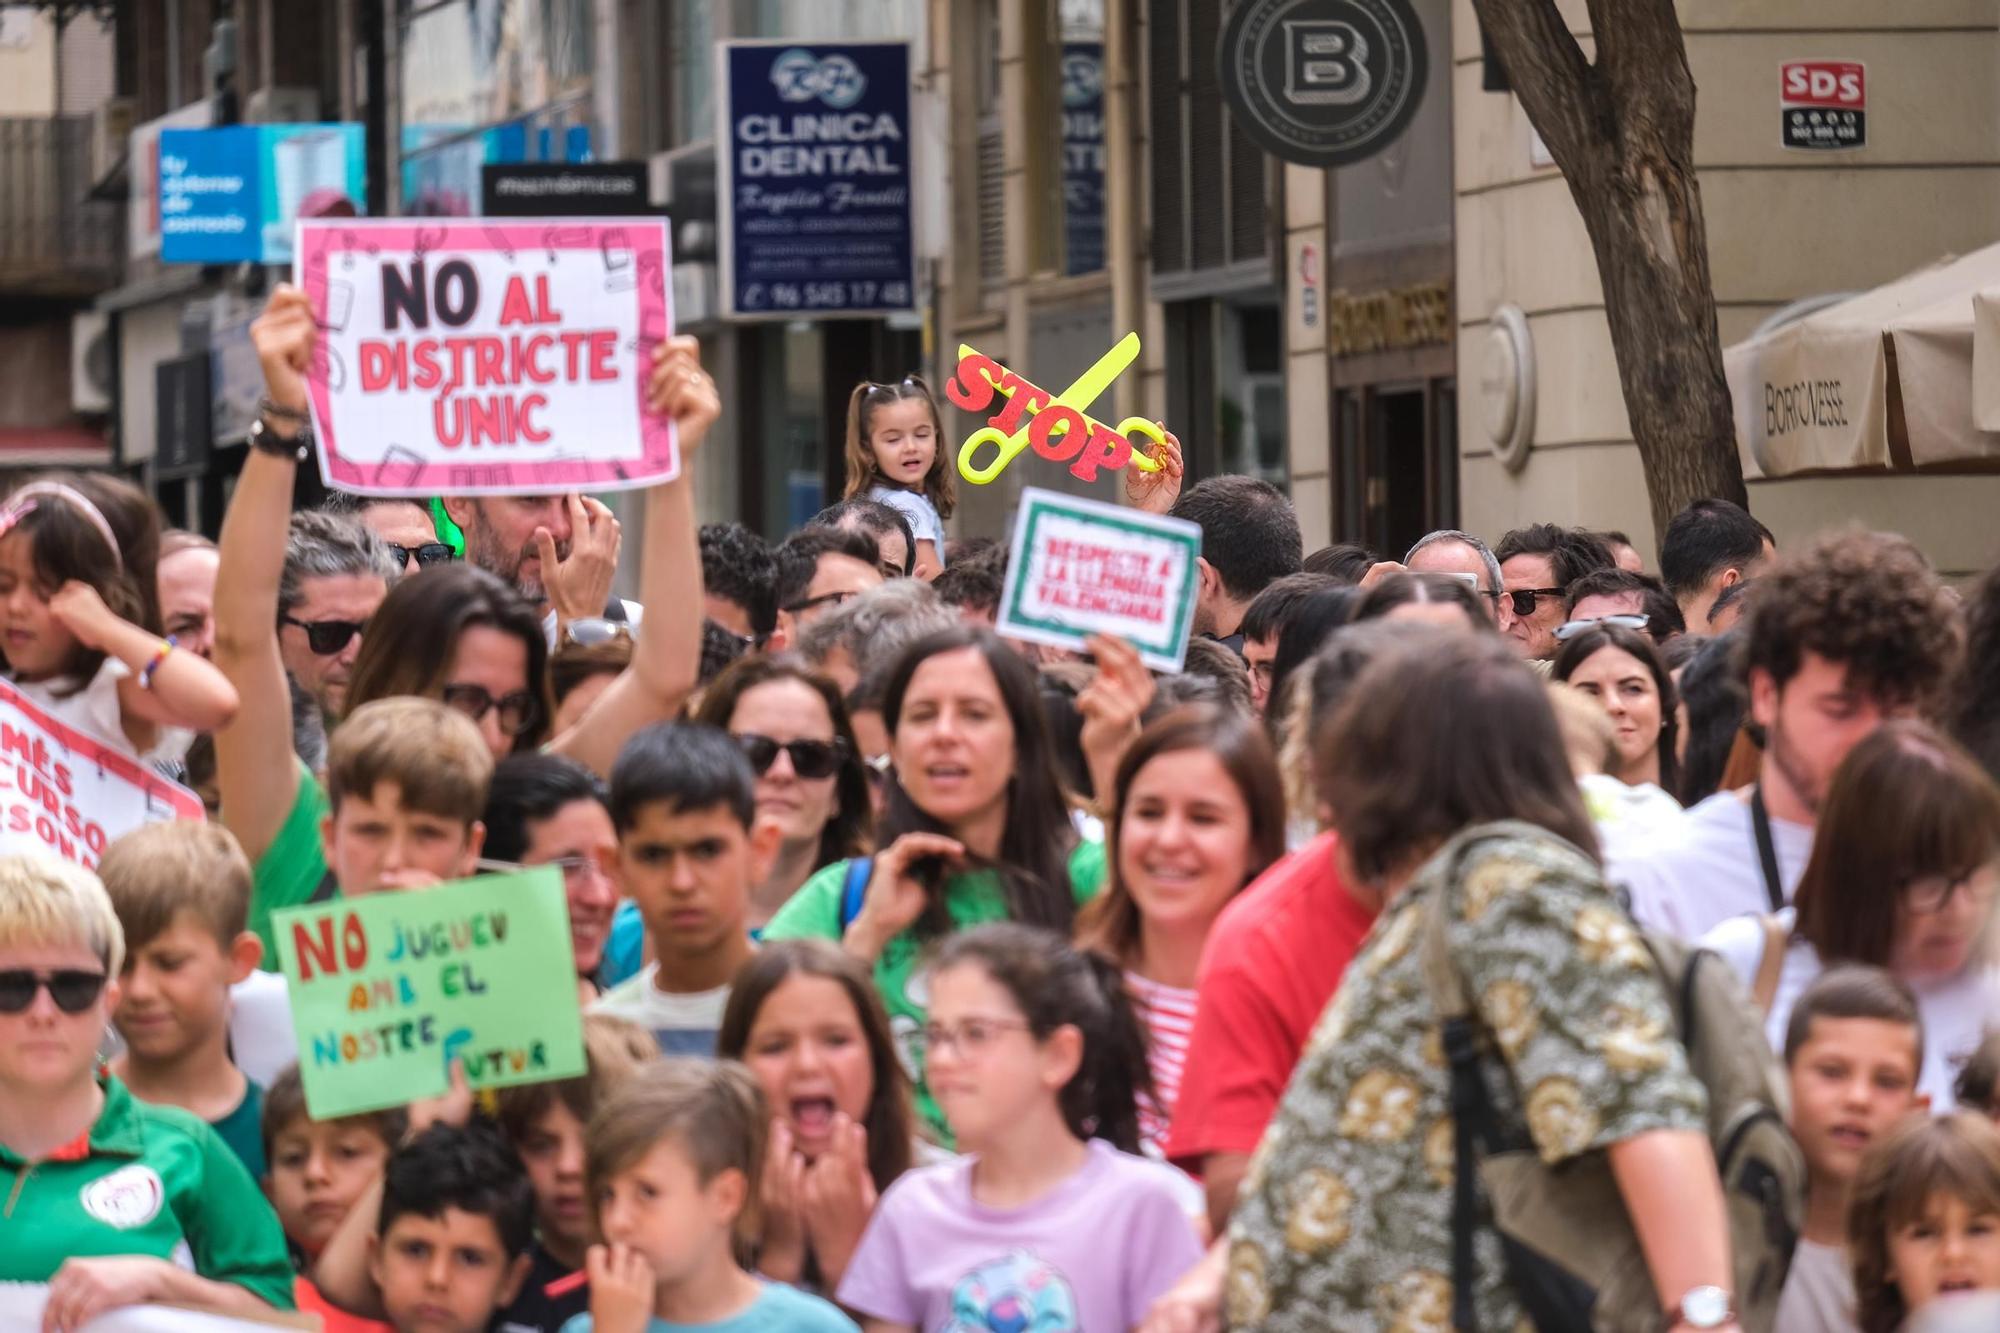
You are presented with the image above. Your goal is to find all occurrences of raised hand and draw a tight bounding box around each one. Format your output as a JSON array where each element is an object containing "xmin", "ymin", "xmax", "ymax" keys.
[
  {"xmin": 800, "ymin": 1112, "xmax": 878, "ymax": 1289},
  {"xmin": 584, "ymin": 1242, "xmax": 657, "ymax": 1333},
  {"xmin": 405, "ymin": 1058, "xmax": 473, "ymax": 1139},
  {"xmin": 845, "ymin": 832, "xmax": 967, "ymax": 961},
  {"xmin": 40, "ymin": 1256, "xmax": 174, "ymax": 1333},
  {"xmin": 1077, "ymin": 634, "xmax": 1156, "ymax": 806},
  {"xmin": 756, "ymin": 1118, "xmax": 809, "ymax": 1282},
  {"xmin": 540, "ymin": 494, "xmax": 623, "ymax": 627},
  {"xmin": 647, "ymin": 335, "xmax": 721, "ymax": 459},
  {"xmin": 249, "ymin": 284, "xmax": 318, "ymax": 418},
  {"xmin": 46, "ymin": 581, "xmax": 122, "ymax": 652},
  {"xmin": 1125, "ymin": 426, "xmax": 1185, "ymax": 514}
]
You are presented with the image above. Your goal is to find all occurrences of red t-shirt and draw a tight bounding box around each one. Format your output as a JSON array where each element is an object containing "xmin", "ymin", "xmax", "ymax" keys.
[
  {"xmin": 1162, "ymin": 831, "xmax": 1377, "ymax": 1171},
  {"xmin": 295, "ymin": 1276, "xmax": 391, "ymax": 1333}
]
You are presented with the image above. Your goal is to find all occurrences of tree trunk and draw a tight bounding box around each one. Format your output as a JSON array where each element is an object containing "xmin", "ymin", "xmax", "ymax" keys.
[{"xmin": 1471, "ymin": 0, "xmax": 1747, "ymax": 547}]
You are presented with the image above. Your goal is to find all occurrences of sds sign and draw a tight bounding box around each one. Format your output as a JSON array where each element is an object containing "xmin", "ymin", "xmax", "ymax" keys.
[{"xmin": 1781, "ymin": 61, "xmax": 1866, "ymax": 151}]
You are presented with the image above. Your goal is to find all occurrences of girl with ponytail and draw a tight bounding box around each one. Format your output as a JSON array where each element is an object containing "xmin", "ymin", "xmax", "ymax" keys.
[
  {"xmin": 840, "ymin": 376, "xmax": 953, "ymax": 579},
  {"xmin": 836, "ymin": 923, "xmax": 1203, "ymax": 1331}
]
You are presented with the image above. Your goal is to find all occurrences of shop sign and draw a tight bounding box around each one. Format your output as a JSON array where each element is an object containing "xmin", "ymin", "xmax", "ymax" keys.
[
  {"xmin": 159, "ymin": 124, "xmax": 365, "ymax": 264},
  {"xmin": 1781, "ymin": 60, "xmax": 1865, "ymax": 150},
  {"xmin": 1218, "ymin": 0, "xmax": 1427, "ymax": 168}
]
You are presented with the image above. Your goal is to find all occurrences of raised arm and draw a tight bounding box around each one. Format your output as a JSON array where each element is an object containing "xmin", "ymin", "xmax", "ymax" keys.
[
  {"xmin": 548, "ymin": 337, "xmax": 717, "ymax": 776},
  {"xmin": 211, "ymin": 286, "xmax": 312, "ymax": 863}
]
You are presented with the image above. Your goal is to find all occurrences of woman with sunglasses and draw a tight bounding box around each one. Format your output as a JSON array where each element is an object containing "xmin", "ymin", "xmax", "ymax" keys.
[
  {"xmin": 1701, "ymin": 720, "xmax": 2000, "ymax": 1108},
  {"xmin": 0, "ymin": 853, "xmax": 293, "ymax": 1319},
  {"xmin": 1552, "ymin": 618, "xmax": 1681, "ymax": 794},
  {"xmin": 763, "ymin": 626, "xmax": 1104, "ymax": 1143},
  {"xmin": 695, "ymin": 656, "xmax": 872, "ymax": 927}
]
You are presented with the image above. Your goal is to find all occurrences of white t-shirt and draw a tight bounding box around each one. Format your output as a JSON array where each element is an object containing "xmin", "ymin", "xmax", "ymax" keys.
[
  {"xmin": 1776, "ymin": 1238, "xmax": 1858, "ymax": 1333},
  {"xmin": 1605, "ymin": 789, "xmax": 1813, "ymax": 939},
  {"xmin": 1701, "ymin": 908, "xmax": 2000, "ymax": 1110},
  {"xmin": 229, "ymin": 968, "xmax": 298, "ymax": 1088},
  {"xmin": 867, "ymin": 485, "xmax": 947, "ymax": 560},
  {"xmin": 590, "ymin": 968, "xmax": 729, "ymax": 1057}
]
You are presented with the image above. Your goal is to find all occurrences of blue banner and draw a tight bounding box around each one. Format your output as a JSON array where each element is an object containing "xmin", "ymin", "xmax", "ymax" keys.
[
  {"xmin": 720, "ymin": 41, "xmax": 915, "ymax": 317},
  {"xmin": 160, "ymin": 124, "xmax": 365, "ymax": 264},
  {"xmin": 1061, "ymin": 43, "xmax": 1106, "ymax": 276}
]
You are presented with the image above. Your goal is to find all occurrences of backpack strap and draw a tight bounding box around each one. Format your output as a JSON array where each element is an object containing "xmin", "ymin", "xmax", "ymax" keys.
[
  {"xmin": 1751, "ymin": 912, "xmax": 1790, "ymax": 1016},
  {"xmin": 1419, "ymin": 883, "xmax": 1484, "ymax": 1333},
  {"xmin": 1749, "ymin": 786, "xmax": 1786, "ymax": 912},
  {"xmin": 838, "ymin": 857, "xmax": 875, "ymax": 934}
]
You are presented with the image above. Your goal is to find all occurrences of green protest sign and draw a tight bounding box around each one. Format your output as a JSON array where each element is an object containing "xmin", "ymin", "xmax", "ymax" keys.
[{"xmin": 273, "ymin": 868, "xmax": 586, "ymax": 1119}]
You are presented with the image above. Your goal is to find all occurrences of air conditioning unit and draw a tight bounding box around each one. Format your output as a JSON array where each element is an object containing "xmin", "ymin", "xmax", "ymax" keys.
[
  {"xmin": 243, "ymin": 86, "xmax": 323, "ymax": 125},
  {"xmin": 90, "ymin": 96, "xmax": 135, "ymax": 190},
  {"xmin": 71, "ymin": 311, "xmax": 114, "ymax": 415}
]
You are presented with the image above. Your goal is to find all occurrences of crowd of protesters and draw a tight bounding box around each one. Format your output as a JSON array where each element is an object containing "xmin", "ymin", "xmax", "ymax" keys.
[{"xmin": 6, "ymin": 282, "xmax": 2000, "ymax": 1333}]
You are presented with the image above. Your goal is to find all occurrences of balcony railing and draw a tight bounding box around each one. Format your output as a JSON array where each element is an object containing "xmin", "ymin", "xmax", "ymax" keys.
[{"xmin": 0, "ymin": 116, "xmax": 119, "ymax": 299}]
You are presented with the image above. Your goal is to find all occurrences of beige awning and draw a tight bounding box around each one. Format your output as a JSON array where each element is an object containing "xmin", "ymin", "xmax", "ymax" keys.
[{"xmin": 1726, "ymin": 242, "xmax": 2000, "ymax": 478}]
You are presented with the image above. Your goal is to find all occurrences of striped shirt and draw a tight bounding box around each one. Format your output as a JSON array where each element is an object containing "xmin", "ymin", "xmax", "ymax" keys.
[{"xmin": 1126, "ymin": 970, "xmax": 1199, "ymax": 1154}]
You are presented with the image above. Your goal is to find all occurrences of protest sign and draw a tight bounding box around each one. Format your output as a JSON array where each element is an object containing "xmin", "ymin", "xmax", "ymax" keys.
[
  {"xmin": 274, "ymin": 868, "xmax": 586, "ymax": 1119},
  {"xmin": 997, "ymin": 487, "xmax": 1202, "ymax": 671},
  {"xmin": 0, "ymin": 679, "xmax": 204, "ymax": 869},
  {"xmin": 947, "ymin": 337, "xmax": 1168, "ymax": 486},
  {"xmin": 295, "ymin": 218, "xmax": 675, "ymax": 497},
  {"xmin": 0, "ymin": 1286, "xmax": 317, "ymax": 1331}
]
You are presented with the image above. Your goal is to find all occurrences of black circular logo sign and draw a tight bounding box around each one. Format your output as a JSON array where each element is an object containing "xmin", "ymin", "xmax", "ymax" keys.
[{"xmin": 1219, "ymin": 0, "xmax": 1429, "ymax": 168}]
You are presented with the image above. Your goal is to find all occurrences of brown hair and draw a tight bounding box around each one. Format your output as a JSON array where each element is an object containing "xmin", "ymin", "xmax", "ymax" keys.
[
  {"xmin": 693, "ymin": 656, "xmax": 872, "ymax": 869},
  {"xmin": 1741, "ymin": 528, "xmax": 1960, "ymax": 709},
  {"xmin": 1320, "ymin": 631, "xmax": 1599, "ymax": 883},
  {"xmin": 0, "ymin": 472, "xmax": 161, "ymax": 691},
  {"xmin": 494, "ymin": 1014, "xmax": 659, "ymax": 1146},
  {"xmin": 1792, "ymin": 721, "xmax": 2000, "ymax": 969},
  {"xmin": 1781, "ymin": 963, "xmax": 1923, "ymax": 1071},
  {"xmin": 1080, "ymin": 705, "xmax": 1287, "ymax": 965},
  {"xmin": 260, "ymin": 1061, "xmax": 409, "ymax": 1151},
  {"xmin": 326, "ymin": 697, "xmax": 495, "ymax": 822},
  {"xmin": 549, "ymin": 639, "xmax": 630, "ymax": 710},
  {"xmin": 345, "ymin": 564, "xmax": 553, "ymax": 751},
  {"xmin": 1850, "ymin": 1113, "xmax": 2000, "ymax": 1333},
  {"xmin": 586, "ymin": 1058, "xmax": 768, "ymax": 1247},
  {"xmin": 715, "ymin": 939, "xmax": 914, "ymax": 1193},
  {"xmin": 97, "ymin": 821, "xmax": 252, "ymax": 952},
  {"xmin": 1552, "ymin": 620, "xmax": 1681, "ymax": 792},
  {"xmin": 841, "ymin": 376, "xmax": 955, "ymax": 519},
  {"xmin": 1957, "ymin": 1032, "xmax": 2000, "ymax": 1115}
]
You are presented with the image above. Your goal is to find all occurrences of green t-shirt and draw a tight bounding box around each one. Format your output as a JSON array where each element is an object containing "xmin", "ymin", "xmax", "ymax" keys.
[
  {"xmin": 209, "ymin": 1079, "xmax": 265, "ymax": 1182},
  {"xmin": 248, "ymin": 758, "xmax": 332, "ymax": 963},
  {"xmin": 762, "ymin": 840, "xmax": 1105, "ymax": 1141},
  {"xmin": 0, "ymin": 1075, "xmax": 294, "ymax": 1307}
]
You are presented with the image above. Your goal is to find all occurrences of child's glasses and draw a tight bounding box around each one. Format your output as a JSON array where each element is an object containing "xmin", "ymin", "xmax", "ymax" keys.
[{"xmin": 920, "ymin": 1016, "xmax": 1031, "ymax": 1059}]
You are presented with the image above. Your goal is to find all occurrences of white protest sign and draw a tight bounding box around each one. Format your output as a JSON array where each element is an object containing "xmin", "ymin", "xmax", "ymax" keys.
[
  {"xmin": 296, "ymin": 218, "xmax": 675, "ymax": 496},
  {"xmin": 0, "ymin": 1283, "xmax": 315, "ymax": 1330},
  {"xmin": 997, "ymin": 487, "xmax": 1203, "ymax": 671},
  {"xmin": 0, "ymin": 680, "xmax": 204, "ymax": 868}
]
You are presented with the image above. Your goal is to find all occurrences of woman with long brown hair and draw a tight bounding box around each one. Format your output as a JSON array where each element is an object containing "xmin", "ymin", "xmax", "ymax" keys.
[{"xmin": 1076, "ymin": 705, "xmax": 1286, "ymax": 1153}]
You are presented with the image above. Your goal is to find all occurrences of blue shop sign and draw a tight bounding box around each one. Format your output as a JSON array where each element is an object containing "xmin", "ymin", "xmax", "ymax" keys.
[
  {"xmin": 718, "ymin": 40, "xmax": 915, "ymax": 318},
  {"xmin": 1061, "ymin": 42, "xmax": 1106, "ymax": 276},
  {"xmin": 159, "ymin": 123, "xmax": 365, "ymax": 264}
]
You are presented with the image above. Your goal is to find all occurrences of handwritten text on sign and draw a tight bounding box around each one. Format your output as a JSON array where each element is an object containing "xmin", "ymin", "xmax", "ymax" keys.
[
  {"xmin": 296, "ymin": 218, "xmax": 675, "ymax": 497},
  {"xmin": 998, "ymin": 487, "xmax": 1202, "ymax": 672},
  {"xmin": 274, "ymin": 869, "xmax": 585, "ymax": 1119},
  {"xmin": 0, "ymin": 679, "xmax": 204, "ymax": 869}
]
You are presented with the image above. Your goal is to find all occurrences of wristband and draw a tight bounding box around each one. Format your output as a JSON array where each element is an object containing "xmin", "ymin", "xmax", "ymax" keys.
[
  {"xmin": 256, "ymin": 394, "xmax": 310, "ymax": 423},
  {"xmin": 139, "ymin": 637, "xmax": 176, "ymax": 690}
]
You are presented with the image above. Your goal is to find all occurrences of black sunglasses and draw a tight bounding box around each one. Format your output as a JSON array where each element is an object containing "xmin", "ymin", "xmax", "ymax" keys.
[
  {"xmin": 441, "ymin": 684, "xmax": 541, "ymax": 737},
  {"xmin": 736, "ymin": 733, "xmax": 847, "ymax": 780},
  {"xmin": 1505, "ymin": 587, "xmax": 1566, "ymax": 618},
  {"xmin": 783, "ymin": 589, "xmax": 859, "ymax": 616},
  {"xmin": 387, "ymin": 542, "xmax": 456, "ymax": 568},
  {"xmin": 0, "ymin": 968, "xmax": 107, "ymax": 1014},
  {"xmin": 279, "ymin": 614, "xmax": 367, "ymax": 656}
]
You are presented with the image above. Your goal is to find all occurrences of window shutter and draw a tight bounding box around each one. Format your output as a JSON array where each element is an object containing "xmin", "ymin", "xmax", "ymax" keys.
[{"xmin": 1149, "ymin": 0, "xmax": 1271, "ymax": 293}]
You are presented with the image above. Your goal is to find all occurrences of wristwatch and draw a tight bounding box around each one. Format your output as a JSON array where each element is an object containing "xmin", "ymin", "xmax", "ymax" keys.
[
  {"xmin": 1668, "ymin": 1286, "xmax": 1734, "ymax": 1329},
  {"xmin": 248, "ymin": 411, "xmax": 310, "ymax": 462}
]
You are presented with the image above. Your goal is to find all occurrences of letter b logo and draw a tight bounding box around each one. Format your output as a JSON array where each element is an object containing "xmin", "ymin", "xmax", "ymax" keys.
[{"xmin": 1284, "ymin": 19, "xmax": 1371, "ymax": 106}]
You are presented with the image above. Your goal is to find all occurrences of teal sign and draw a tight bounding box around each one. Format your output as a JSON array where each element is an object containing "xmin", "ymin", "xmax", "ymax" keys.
[{"xmin": 159, "ymin": 123, "xmax": 365, "ymax": 264}]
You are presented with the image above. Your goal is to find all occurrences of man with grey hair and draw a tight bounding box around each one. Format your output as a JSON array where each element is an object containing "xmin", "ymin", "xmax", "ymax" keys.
[
  {"xmin": 1403, "ymin": 528, "xmax": 1512, "ymax": 631},
  {"xmin": 276, "ymin": 510, "xmax": 402, "ymax": 732},
  {"xmin": 797, "ymin": 577, "xmax": 958, "ymax": 695}
]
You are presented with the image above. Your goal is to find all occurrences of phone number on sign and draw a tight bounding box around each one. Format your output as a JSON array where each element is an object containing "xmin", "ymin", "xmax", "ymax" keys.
[{"xmin": 744, "ymin": 280, "xmax": 910, "ymax": 310}]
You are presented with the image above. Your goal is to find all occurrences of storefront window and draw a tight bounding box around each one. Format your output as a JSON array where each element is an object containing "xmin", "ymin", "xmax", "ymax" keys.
[{"xmin": 1219, "ymin": 303, "xmax": 1286, "ymax": 484}]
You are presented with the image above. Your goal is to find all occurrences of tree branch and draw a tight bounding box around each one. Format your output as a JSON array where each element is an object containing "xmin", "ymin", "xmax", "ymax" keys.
[{"xmin": 1470, "ymin": 0, "xmax": 1598, "ymax": 172}]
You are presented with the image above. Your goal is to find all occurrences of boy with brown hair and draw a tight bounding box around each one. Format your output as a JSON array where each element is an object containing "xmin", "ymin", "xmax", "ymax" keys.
[
  {"xmin": 1779, "ymin": 964, "xmax": 1931, "ymax": 1332},
  {"xmin": 321, "ymin": 697, "xmax": 493, "ymax": 898},
  {"xmin": 100, "ymin": 821, "xmax": 268, "ymax": 1175}
]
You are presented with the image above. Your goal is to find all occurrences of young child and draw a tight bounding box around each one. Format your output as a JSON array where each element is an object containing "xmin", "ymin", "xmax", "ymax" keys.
[
  {"xmin": 842, "ymin": 378, "xmax": 952, "ymax": 580},
  {"xmin": 99, "ymin": 821, "xmax": 267, "ymax": 1176},
  {"xmin": 1850, "ymin": 1112, "xmax": 2000, "ymax": 1333},
  {"xmin": 1779, "ymin": 965, "xmax": 1931, "ymax": 1332},
  {"xmin": 370, "ymin": 1122, "xmax": 536, "ymax": 1333},
  {"xmin": 320, "ymin": 697, "xmax": 494, "ymax": 899},
  {"xmin": 590, "ymin": 724, "xmax": 777, "ymax": 1055},
  {"xmin": 0, "ymin": 473, "xmax": 237, "ymax": 760},
  {"xmin": 261, "ymin": 1062, "xmax": 405, "ymax": 1331},
  {"xmin": 837, "ymin": 923, "xmax": 1203, "ymax": 1332},
  {"xmin": 493, "ymin": 1014, "xmax": 662, "ymax": 1330},
  {"xmin": 569, "ymin": 1057, "xmax": 857, "ymax": 1332}
]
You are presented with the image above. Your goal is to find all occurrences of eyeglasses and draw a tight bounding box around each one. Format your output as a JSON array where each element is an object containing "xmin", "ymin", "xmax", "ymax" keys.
[
  {"xmin": 783, "ymin": 589, "xmax": 858, "ymax": 616},
  {"xmin": 279, "ymin": 615, "xmax": 367, "ymax": 656},
  {"xmin": 386, "ymin": 542, "xmax": 456, "ymax": 568},
  {"xmin": 563, "ymin": 618, "xmax": 634, "ymax": 649},
  {"xmin": 919, "ymin": 1016, "xmax": 1031, "ymax": 1059},
  {"xmin": 0, "ymin": 968, "xmax": 107, "ymax": 1015},
  {"xmin": 1553, "ymin": 613, "xmax": 1651, "ymax": 642},
  {"xmin": 1903, "ymin": 871, "xmax": 1998, "ymax": 915},
  {"xmin": 441, "ymin": 684, "xmax": 541, "ymax": 737},
  {"xmin": 735, "ymin": 733, "xmax": 847, "ymax": 780},
  {"xmin": 1505, "ymin": 587, "xmax": 1566, "ymax": 618}
]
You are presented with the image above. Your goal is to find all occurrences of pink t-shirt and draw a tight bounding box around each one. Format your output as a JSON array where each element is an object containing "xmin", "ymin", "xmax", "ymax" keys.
[
  {"xmin": 838, "ymin": 1139, "xmax": 1203, "ymax": 1332},
  {"xmin": 1126, "ymin": 970, "xmax": 1197, "ymax": 1154}
]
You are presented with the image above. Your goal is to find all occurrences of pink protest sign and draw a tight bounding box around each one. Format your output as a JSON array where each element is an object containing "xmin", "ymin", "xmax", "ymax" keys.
[
  {"xmin": 295, "ymin": 218, "xmax": 676, "ymax": 496},
  {"xmin": 0, "ymin": 679, "xmax": 205, "ymax": 869}
]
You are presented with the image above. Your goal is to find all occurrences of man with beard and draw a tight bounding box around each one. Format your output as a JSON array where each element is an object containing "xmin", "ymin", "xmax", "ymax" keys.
[
  {"xmin": 274, "ymin": 511, "xmax": 402, "ymax": 770},
  {"xmin": 441, "ymin": 493, "xmax": 633, "ymax": 643},
  {"xmin": 1609, "ymin": 529, "xmax": 1960, "ymax": 938}
]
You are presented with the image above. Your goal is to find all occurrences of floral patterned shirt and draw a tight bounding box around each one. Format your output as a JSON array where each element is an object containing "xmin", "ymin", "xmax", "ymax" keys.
[{"xmin": 1224, "ymin": 823, "xmax": 1707, "ymax": 1332}]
